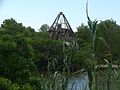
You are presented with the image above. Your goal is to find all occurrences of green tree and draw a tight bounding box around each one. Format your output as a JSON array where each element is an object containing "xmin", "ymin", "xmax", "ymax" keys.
[
  {"xmin": 76, "ymin": 19, "xmax": 120, "ymax": 64},
  {"xmin": 1, "ymin": 18, "xmax": 25, "ymax": 34},
  {"xmin": 0, "ymin": 32, "xmax": 36, "ymax": 84},
  {"xmin": 96, "ymin": 19, "xmax": 120, "ymax": 64},
  {"xmin": 39, "ymin": 24, "xmax": 49, "ymax": 32},
  {"xmin": 26, "ymin": 26, "xmax": 35, "ymax": 32}
]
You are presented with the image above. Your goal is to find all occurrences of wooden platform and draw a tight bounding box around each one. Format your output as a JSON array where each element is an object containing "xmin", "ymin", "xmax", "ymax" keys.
[
  {"xmin": 95, "ymin": 65, "xmax": 119, "ymax": 69},
  {"xmin": 73, "ymin": 65, "xmax": 119, "ymax": 75}
]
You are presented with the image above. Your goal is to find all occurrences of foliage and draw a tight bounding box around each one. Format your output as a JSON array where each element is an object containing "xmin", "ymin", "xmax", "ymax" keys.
[
  {"xmin": 0, "ymin": 25, "xmax": 36, "ymax": 84},
  {"xmin": 21, "ymin": 83, "xmax": 33, "ymax": 90},
  {"xmin": 77, "ymin": 19, "xmax": 120, "ymax": 64},
  {"xmin": 96, "ymin": 20, "xmax": 120, "ymax": 64},
  {"xmin": 31, "ymin": 38, "xmax": 63, "ymax": 71},
  {"xmin": 0, "ymin": 17, "xmax": 120, "ymax": 90},
  {"xmin": 0, "ymin": 77, "xmax": 20, "ymax": 90},
  {"xmin": 39, "ymin": 24, "xmax": 49, "ymax": 32}
]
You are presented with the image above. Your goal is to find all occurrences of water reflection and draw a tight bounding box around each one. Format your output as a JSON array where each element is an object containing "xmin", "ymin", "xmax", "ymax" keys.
[{"xmin": 67, "ymin": 72, "xmax": 89, "ymax": 90}]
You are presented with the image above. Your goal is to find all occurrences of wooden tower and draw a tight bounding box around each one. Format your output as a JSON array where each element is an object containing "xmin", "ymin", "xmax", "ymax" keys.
[{"xmin": 49, "ymin": 12, "xmax": 75, "ymax": 42}]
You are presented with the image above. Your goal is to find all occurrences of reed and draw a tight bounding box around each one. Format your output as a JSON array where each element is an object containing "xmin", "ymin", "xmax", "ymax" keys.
[
  {"xmin": 36, "ymin": 39, "xmax": 77, "ymax": 90},
  {"xmin": 86, "ymin": 1, "xmax": 98, "ymax": 90}
]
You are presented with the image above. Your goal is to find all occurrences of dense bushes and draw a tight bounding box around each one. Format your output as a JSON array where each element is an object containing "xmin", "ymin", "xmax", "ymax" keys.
[
  {"xmin": 1, "ymin": 18, "xmax": 120, "ymax": 89},
  {"xmin": 0, "ymin": 77, "xmax": 33, "ymax": 90},
  {"xmin": 0, "ymin": 77, "xmax": 19, "ymax": 90},
  {"xmin": 76, "ymin": 20, "xmax": 120, "ymax": 65},
  {"xmin": 0, "ymin": 18, "xmax": 65, "ymax": 89},
  {"xmin": 0, "ymin": 33, "xmax": 35, "ymax": 84}
]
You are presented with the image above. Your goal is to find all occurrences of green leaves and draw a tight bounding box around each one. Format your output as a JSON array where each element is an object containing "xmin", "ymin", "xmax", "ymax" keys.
[
  {"xmin": 88, "ymin": 20, "xmax": 98, "ymax": 35},
  {"xmin": 39, "ymin": 24, "xmax": 49, "ymax": 32},
  {"xmin": 86, "ymin": 0, "xmax": 98, "ymax": 35}
]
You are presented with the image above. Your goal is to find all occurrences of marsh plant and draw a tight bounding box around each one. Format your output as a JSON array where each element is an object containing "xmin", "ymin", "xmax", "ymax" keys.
[
  {"xmin": 37, "ymin": 39, "xmax": 77, "ymax": 90},
  {"xmin": 86, "ymin": 1, "xmax": 98, "ymax": 90},
  {"xmin": 97, "ymin": 25, "xmax": 120, "ymax": 90},
  {"xmin": 86, "ymin": 1, "xmax": 120, "ymax": 90}
]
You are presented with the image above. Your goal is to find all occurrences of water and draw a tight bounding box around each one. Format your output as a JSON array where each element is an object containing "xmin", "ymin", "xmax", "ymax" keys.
[
  {"xmin": 67, "ymin": 70, "xmax": 120, "ymax": 90},
  {"xmin": 67, "ymin": 72, "xmax": 89, "ymax": 90}
]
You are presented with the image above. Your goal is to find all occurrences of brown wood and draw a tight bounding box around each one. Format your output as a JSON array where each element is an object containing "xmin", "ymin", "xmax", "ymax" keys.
[{"xmin": 49, "ymin": 12, "xmax": 75, "ymax": 42}]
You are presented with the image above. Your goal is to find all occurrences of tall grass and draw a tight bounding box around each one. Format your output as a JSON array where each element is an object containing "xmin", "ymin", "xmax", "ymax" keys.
[
  {"xmin": 86, "ymin": 1, "xmax": 98, "ymax": 90},
  {"xmin": 36, "ymin": 39, "xmax": 77, "ymax": 90},
  {"xmin": 86, "ymin": 1, "xmax": 120, "ymax": 90}
]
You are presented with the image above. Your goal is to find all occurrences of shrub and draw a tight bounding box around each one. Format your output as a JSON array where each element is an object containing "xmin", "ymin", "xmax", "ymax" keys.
[
  {"xmin": 0, "ymin": 77, "xmax": 20, "ymax": 90},
  {"xmin": 21, "ymin": 83, "xmax": 33, "ymax": 90}
]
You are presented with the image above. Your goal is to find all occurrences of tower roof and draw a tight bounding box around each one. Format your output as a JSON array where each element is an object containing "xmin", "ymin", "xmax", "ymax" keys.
[{"xmin": 49, "ymin": 12, "xmax": 75, "ymax": 41}]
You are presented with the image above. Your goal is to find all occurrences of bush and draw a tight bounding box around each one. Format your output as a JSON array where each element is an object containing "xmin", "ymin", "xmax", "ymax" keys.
[
  {"xmin": 0, "ymin": 77, "xmax": 20, "ymax": 90},
  {"xmin": 29, "ymin": 76, "xmax": 44, "ymax": 90},
  {"xmin": 21, "ymin": 83, "xmax": 33, "ymax": 90}
]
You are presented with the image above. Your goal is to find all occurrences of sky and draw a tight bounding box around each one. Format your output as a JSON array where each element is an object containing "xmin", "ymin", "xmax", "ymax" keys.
[{"xmin": 0, "ymin": 0, "xmax": 120, "ymax": 32}]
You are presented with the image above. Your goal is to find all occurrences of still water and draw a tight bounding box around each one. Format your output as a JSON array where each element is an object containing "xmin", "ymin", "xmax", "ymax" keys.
[{"xmin": 67, "ymin": 72, "xmax": 89, "ymax": 90}]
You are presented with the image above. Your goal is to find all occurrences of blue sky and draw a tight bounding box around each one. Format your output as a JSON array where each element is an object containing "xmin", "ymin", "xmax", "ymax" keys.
[{"xmin": 0, "ymin": 0, "xmax": 120, "ymax": 31}]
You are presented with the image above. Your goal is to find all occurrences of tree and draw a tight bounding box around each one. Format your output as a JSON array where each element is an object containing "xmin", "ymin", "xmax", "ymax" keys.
[
  {"xmin": 39, "ymin": 24, "xmax": 49, "ymax": 32},
  {"xmin": 1, "ymin": 18, "xmax": 35, "ymax": 35},
  {"xmin": 0, "ymin": 32, "xmax": 36, "ymax": 84},
  {"xmin": 1, "ymin": 18, "xmax": 25, "ymax": 34},
  {"xmin": 76, "ymin": 23, "xmax": 92, "ymax": 47},
  {"xmin": 76, "ymin": 19, "xmax": 120, "ymax": 64},
  {"xmin": 26, "ymin": 26, "xmax": 35, "ymax": 32},
  {"xmin": 96, "ymin": 19, "xmax": 120, "ymax": 64}
]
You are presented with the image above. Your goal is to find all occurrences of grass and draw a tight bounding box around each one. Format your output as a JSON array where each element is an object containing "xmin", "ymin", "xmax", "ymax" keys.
[{"xmin": 86, "ymin": 0, "xmax": 98, "ymax": 89}]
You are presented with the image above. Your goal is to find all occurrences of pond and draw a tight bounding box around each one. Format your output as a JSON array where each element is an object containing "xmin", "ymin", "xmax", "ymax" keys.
[
  {"xmin": 67, "ymin": 72, "xmax": 89, "ymax": 90},
  {"xmin": 67, "ymin": 70, "xmax": 120, "ymax": 90}
]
